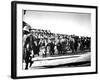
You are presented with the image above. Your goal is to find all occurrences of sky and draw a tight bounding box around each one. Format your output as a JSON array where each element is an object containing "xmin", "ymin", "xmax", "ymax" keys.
[{"xmin": 23, "ymin": 10, "xmax": 91, "ymax": 37}]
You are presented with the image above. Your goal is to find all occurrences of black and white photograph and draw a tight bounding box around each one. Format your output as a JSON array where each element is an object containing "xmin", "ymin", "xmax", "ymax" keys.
[
  {"xmin": 11, "ymin": 1, "xmax": 97, "ymax": 79},
  {"xmin": 22, "ymin": 10, "xmax": 91, "ymax": 70}
]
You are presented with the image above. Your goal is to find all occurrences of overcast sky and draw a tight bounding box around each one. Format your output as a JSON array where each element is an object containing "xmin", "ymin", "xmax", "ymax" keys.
[{"xmin": 23, "ymin": 10, "xmax": 91, "ymax": 37}]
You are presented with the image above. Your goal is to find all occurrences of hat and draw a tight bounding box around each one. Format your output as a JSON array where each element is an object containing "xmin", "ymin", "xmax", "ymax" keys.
[
  {"xmin": 23, "ymin": 26, "xmax": 30, "ymax": 32},
  {"xmin": 23, "ymin": 25, "xmax": 32, "ymax": 35}
]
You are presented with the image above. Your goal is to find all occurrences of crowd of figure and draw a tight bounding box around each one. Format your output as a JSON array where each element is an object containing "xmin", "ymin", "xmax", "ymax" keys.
[
  {"xmin": 23, "ymin": 28, "xmax": 91, "ymax": 69},
  {"xmin": 22, "ymin": 22, "xmax": 91, "ymax": 70}
]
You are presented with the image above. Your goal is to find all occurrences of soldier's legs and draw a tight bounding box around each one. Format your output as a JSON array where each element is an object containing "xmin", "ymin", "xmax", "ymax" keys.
[
  {"xmin": 25, "ymin": 61, "xmax": 29, "ymax": 70},
  {"xmin": 29, "ymin": 60, "xmax": 34, "ymax": 67},
  {"xmin": 25, "ymin": 56, "xmax": 30, "ymax": 70}
]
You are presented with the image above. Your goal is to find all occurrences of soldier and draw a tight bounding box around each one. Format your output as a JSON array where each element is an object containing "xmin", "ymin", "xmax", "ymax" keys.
[
  {"xmin": 57, "ymin": 40, "xmax": 62, "ymax": 54},
  {"xmin": 69, "ymin": 37, "xmax": 75, "ymax": 53},
  {"xmin": 50, "ymin": 41, "xmax": 55, "ymax": 55},
  {"xmin": 24, "ymin": 32, "xmax": 35, "ymax": 70},
  {"xmin": 24, "ymin": 44, "xmax": 34, "ymax": 70},
  {"xmin": 74, "ymin": 36, "xmax": 79, "ymax": 53},
  {"xmin": 80, "ymin": 37, "xmax": 85, "ymax": 51},
  {"xmin": 39, "ymin": 39, "xmax": 46, "ymax": 57}
]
